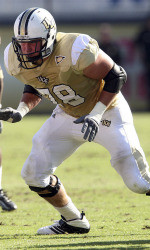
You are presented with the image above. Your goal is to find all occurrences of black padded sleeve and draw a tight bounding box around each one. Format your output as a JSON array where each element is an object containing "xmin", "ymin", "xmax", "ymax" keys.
[
  {"xmin": 103, "ymin": 63, "xmax": 127, "ymax": 93},
  {"xmin": 23, "ymin": 85, "xmax": 42, "ymax": 99}
]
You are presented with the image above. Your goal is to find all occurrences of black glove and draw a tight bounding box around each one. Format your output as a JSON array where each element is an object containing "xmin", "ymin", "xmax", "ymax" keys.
[
  {"xmin": 74, "ymin": 115, "xmax": 99, "ymax": 142},
  {"xmin": 0, "ymin": 107, "xmax": 22, "ymax": 123}
]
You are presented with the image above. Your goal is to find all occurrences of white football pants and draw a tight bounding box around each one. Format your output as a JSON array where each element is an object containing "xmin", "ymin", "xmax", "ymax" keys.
[{"xmin": 21, "ymin": 93, "xmax": 150, "ymax": 194}]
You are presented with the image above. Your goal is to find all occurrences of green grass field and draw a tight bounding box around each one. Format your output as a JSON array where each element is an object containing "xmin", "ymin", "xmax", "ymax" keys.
[{"xmin": 0, "ymin": 113, "xmax": 150, "ymax": 249}]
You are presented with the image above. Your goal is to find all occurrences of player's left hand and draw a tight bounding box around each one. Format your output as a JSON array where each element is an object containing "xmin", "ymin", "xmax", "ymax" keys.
[{"xmin": 74, "ymin": 115, "xmax": 99, "ymax": 142}]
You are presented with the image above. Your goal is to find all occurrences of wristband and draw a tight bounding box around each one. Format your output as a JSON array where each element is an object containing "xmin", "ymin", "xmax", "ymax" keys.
[
  {"xmin": 88, "ymin": 102, "xmax": 106, "ymax": 124},
  {"xmin": 17, "ymin": 102, "xmax": 29, "ymax": 117}
]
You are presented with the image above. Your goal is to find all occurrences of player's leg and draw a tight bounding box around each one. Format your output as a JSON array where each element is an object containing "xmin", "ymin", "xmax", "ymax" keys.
[
  {"xmin": 21, "ymin": 106, "xmax": 90, "ymax": 234},
  {"xmin": 0, "ymin": 73, "xmax": 17, "ymax": 211},
  {"xmin": 0, "ymin": 148, "xmax": 17, "ymax": 211},
  {"xmin": 95, "ymin": 93, "xmax": 150, "ymax": 194}
]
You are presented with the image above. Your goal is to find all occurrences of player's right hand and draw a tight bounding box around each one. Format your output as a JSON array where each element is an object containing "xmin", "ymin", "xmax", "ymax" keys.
[
  {"xmin": 74, "ymin": 115, "xmax": 99, "ymax": 142},
  {"xmin": 0, "ymin": 107, "xmax": 22, "ymax": 123}
]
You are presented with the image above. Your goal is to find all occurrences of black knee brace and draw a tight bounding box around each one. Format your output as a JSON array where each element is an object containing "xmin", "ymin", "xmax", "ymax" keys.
[{"xmin": 29, "ymin": 175, "xmax": 61, "ymax": 197}]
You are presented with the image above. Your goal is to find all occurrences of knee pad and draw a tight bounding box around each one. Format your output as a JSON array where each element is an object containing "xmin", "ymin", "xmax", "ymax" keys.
[
  {"xmin": 29, "ymin": 175, "xmax": 61, "ymax": 197},
  {"xmin": 111, "ymin": 148, "xmax": 150, "ymax": 194}
]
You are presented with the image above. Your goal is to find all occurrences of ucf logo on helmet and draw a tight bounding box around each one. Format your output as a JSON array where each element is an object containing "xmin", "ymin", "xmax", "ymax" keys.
[{"xmin": 42, "ymin": 17, "xmax": 52, "ymax": 30}]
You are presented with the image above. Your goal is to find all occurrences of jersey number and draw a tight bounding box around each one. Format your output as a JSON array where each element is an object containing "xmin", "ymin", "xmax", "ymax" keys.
[{"xmin": 37, "ymin": 84, "xmax": 85, "ymax": 106}]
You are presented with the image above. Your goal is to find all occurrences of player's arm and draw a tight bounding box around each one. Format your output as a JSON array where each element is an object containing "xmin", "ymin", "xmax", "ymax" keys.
[
  {"xmin": 21, "ymin": 84, "xmax": 42, "ymax": 111},
  {"xmin": 74, "ymin": 48, "xmax": 127, "ymax": 142},
  {"xmin": 0, "ymin": 85, "xmax": 42, "ymax": 123},
  {"xmin": 83, "ymin": 48, "xmax": 126, "ymax": 106}
]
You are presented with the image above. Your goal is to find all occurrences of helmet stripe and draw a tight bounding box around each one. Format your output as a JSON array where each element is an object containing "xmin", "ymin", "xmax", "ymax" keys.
[
  {"xmin": 18, "ymin": 9, "xmax": 28, "ymax": 35},
  {"xmin": 19, "ymin": 8, "xmax": 38, "ymax": 36},
  {"xmin": 25, "ymin": 8, "xmax": 38, "ymax": 35}
]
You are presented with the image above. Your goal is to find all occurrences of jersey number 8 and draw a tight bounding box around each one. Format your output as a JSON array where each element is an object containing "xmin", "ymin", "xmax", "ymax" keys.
[{"xmin": 37, "ymin": 84, "xmax": 85, "ymax": 106}]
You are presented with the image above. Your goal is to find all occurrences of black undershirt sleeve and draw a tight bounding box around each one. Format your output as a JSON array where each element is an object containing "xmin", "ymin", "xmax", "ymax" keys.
[{"xmin": 23, "ymin": 85, "xmax": 42, "ymax": 99}]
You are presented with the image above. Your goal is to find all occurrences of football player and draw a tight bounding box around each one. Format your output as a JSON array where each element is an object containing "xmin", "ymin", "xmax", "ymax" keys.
[
  {"xmin": 1, "ymin": 7, "xmax": 150, "ymax": 234},
  {"xmin": 0, "ymin": 37, "xmax": 17, "ymax": 211}
]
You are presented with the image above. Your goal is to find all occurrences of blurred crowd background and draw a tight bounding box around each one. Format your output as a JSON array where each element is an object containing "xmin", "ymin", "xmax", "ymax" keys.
[{"xmin": 0, "ymin": 0, "xmax": 150, "ymax": 113}]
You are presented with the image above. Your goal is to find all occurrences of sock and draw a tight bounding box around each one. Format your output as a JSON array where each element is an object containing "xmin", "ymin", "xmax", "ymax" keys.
[
  {"xmin": 54, "ymin": 197, "xmax": 81, "ymax": 220},
  {"xmin": 0, "ymin": 166, "xmax": 2, "ymax": 190}
]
